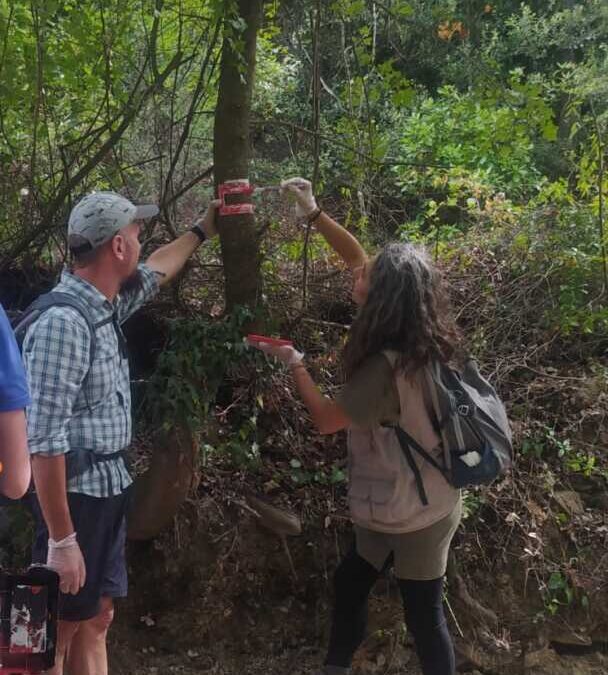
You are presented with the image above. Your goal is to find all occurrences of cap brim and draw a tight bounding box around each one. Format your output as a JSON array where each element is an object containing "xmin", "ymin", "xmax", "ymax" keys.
[{"xmin": 134, "ymin": 204, "xmax": 159, "ymax": 220}]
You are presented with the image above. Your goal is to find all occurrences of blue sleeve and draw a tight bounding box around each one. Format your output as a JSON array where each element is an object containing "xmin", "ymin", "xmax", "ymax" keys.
[{"xmin": 0, "ymin": 303, "xmax": 31, "ymax": 411}]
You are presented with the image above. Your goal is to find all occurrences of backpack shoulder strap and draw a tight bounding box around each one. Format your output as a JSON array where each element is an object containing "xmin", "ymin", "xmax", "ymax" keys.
[
  {"xmin": 381, "ymin": 357, "xmax": 453, "ymax": 506},
  {"xmin": 15, "ymin": 291, "xmax": 101, "ymax": 360},
  {"xmin": 15, "ymin": 292, "xmax": 111, "ymax": 412},
  {"xmin": 384, "ymin": 422, "xmax": 450, "ymax": 506}
]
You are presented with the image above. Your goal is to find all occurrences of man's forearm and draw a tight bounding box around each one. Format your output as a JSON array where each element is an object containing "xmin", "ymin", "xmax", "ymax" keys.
[
  {"xmin": 314, "ymin": 212, "xmax": 367, "ymax": 271},
  {"xmin": 146, "ymin": 231, "xmax": 202, "ymax": 286},
  {"xmin": 31, "ymin": 454, "xmax": 73, "ymax": 541}
]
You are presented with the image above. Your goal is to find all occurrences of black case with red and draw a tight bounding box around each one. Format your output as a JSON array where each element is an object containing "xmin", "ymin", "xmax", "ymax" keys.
[{"xmin": 0, "ymin": 565, "xmax": 58, "ymax": 674}]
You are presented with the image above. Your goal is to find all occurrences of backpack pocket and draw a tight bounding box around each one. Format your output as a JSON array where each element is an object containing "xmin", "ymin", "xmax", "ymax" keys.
[{"xmin": 450, "ymin": 441, "xmax": 502, "ymax": 488}]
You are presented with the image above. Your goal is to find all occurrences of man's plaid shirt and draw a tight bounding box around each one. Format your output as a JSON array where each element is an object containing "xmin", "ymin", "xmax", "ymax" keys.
[{"xmin": 23, "ymin": 264, "xmax": 159, "ymax": 497}]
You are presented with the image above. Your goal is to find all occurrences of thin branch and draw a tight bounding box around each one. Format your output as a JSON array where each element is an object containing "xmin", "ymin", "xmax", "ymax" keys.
[
  {"xmin": 589, "ymin": 99, "xmax": 607, "ymax": 294},
  {"xmin": 165, "ymin": 165, "xmax": 214, "ymax": 209},
  {"xmin": 149, "ymin": 0, "xmax": 164, "ymax": 81},
  {"xmin": 302, "ymin": 1, "xmax": 322, "ymax": 310},
  {"xmin": 0, "ymin": 0, "xmax": 14, "ymax": 79},
  {"xmin": 161, "ymin": 18, "xmax": 222, "ymax": 209},
  {"xmin": 253, "ymin": 114, "xmax": 451, "ymax": 169},
  {"xmin": 29, "ymin": 0, "xmax": 44, "ymax": 196},
  {"xmin": 1, "ymin": 51, "xmax": 185, "ymax": 269}
]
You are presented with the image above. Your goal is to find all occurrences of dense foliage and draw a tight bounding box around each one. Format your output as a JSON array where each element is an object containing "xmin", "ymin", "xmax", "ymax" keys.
[
  {"xmin": 2, "ymin": 0, "xmax": 607, "ymax": 465},
  {"xmin": 1, "ymin": 1, "xmax": 606, "ymax": 304}
]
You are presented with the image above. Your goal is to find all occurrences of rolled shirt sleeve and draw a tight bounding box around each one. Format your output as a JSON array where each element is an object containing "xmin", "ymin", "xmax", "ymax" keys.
[
  {"xmin": 115, "ymin": 263, "xmax": 160, "ymax": 324},
  {"xmin": 0, "ymin": 304, "xmax": 31, "ymax": 411},
  {"xmin": 23, "ymin": 309, "xmax": 90, "ymax": 456}
]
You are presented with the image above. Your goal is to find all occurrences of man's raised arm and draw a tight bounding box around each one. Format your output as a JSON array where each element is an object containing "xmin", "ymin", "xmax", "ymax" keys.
[{"xmin": 146, "ymin": 200, "xmax": 220, "ymax": 286}]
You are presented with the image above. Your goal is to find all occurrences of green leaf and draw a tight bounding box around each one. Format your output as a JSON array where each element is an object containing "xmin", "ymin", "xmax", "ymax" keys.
[
  {"xmin": 542, "ymin": 120, "xmax": 558, "ymax": 141},
  {"xmin": 396, "ymin": 4, "xmax": 413, "ymax": 17},
  {"xmin": 548, "ymin": 572, "xmax": 566, "ymax": 591}
]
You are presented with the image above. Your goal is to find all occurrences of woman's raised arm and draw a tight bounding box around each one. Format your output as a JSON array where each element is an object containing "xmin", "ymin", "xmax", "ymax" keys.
[{"xmin": 281, "ymin": 178, "xmax": 367, "ymax": 271}]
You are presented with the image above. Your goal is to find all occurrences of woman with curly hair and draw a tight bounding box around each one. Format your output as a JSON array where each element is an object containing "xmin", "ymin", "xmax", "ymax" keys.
[{"xmin": 251, "ymin": 178, "xmax": 462, "ymax": 675}]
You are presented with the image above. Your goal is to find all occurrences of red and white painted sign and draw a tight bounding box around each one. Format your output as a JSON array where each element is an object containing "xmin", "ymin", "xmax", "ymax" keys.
[{"xmin": 218, "ymin": 179, "xmax": 255, "ymax": 216}]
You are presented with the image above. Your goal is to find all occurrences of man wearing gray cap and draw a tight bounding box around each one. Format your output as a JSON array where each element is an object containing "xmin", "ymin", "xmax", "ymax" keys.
[{"xmin": 22, "ymin": 190, "xmax": 219, "ymax": 675}]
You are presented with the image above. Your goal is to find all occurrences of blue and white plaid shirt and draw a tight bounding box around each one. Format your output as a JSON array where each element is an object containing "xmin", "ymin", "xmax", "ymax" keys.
[{"xmin": 23, "ymin": 264, "xmax": 160, "ymax": 497}]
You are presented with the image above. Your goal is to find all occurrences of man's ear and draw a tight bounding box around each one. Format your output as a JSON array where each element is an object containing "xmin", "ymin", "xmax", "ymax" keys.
[{"xmin": 111, "ymin": 234, "xmax": 127, "ymax": 261}]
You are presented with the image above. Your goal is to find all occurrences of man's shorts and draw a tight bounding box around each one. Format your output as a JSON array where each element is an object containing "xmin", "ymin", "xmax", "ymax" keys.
[{"xmin": 31, "ymin": 490, "xmax": 129, "ymax": 622}]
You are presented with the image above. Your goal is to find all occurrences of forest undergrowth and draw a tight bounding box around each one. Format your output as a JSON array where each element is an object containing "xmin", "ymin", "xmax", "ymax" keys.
[{"xmin": 110, "ymin": 195, "xmax": 608, "ymax": 674}]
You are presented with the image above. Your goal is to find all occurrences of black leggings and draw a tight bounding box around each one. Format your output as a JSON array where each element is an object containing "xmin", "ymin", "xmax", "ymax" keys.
[{"xmin": 325, "ymin": 546, "xmax": 455, "ymax": 675}]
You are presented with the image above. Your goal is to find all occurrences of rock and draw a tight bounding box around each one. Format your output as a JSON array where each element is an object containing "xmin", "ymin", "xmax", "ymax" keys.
[
  {"xmin": 548, "ymin": 626, "xmax": 592, "ymax": 647},
  {"xmin": 552, "ymin": 490, "xmax": 585, "ymax": 516},
  {"xmin": 247, "ymin": 495, "xmax": 301, "ymax": 536}
]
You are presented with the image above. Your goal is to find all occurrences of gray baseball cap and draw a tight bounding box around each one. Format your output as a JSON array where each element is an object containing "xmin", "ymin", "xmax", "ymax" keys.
[{"xmin": 68, "ymin": 191, "xmax": 159, "ymax": 253}]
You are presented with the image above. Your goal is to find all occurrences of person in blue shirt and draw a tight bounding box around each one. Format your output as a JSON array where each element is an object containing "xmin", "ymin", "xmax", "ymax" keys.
[{"xmin": 0, "ymin": 302, "xmax": 32, "ymax": 499}]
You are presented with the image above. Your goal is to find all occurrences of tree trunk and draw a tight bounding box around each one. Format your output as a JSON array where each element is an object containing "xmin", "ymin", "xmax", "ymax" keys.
[
  {"xmin": 127, "ymin": 425, "xmax": 198, "ymax": 541},
  {"xmin": 213, "ymin": 0, "xmax": 263, "ymax": 311}
]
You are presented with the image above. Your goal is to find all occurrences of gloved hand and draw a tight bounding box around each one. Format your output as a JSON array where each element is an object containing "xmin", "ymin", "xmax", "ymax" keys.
[
  {"xmin": 194, "ymin": 199, "xmax": 222, "ymax": 238},
  {"xmin": 250, "ymin": 341, "xmax": 304, "ymax": 366},
  {"xmin": 47, "ymin": 532, "xmax": 86, "ymax": 595},
  {"xmin": 280, "ymin": 177, "xmax": 318, "ymax": 218}
]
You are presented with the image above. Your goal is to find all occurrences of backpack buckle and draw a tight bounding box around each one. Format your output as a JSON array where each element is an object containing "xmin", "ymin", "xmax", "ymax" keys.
[{"xmin": 457, "ymin": 404, "xmax": 471, "ymax": 416}]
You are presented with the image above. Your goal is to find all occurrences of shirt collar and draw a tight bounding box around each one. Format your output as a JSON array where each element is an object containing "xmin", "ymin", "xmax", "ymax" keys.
[{"xmin": 58, "ymin": 269, "xmax": 115, "ymax": 317}]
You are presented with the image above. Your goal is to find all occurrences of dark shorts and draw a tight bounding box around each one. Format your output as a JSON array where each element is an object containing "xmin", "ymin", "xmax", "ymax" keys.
[{"xmin": 31, "ymin": 490, "xmax": 129, "ymax": 622}]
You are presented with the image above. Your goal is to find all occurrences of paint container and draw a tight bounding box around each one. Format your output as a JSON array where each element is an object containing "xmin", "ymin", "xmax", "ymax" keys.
[{"xmin": 0, "ymin": 566, "xmax": 58, "ymax": 674}]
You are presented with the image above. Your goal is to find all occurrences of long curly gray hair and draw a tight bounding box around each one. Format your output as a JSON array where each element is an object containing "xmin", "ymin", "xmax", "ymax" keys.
[{"xmin": 343, "ymin": 242, "xmax": 460, "ymax": 378}]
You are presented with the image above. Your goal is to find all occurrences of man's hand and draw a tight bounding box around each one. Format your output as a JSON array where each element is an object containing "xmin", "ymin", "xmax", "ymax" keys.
[
  {"xmin": 194, "ymin": 199, "xmax": 221, "ymax": 239},
  {"xmin": 250, "ymin": 341, "xmax": 304, "ymax": 366},
  {"xmin": 47, "ymin": 532, "xmax": 86, "ymax": 595},
  {"xmin": 280, "ymin": 177, "xmax": 318, "ymax": 218}
]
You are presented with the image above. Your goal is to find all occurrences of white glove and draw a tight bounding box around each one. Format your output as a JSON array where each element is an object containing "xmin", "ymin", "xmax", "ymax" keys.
[
  {"xmin": 252, "ymin": 342, "xmax": 304, "ymax": 366},
  {"xmin": 194, "ymin": 199, "xmax": 221, "ymax": 238},
  {"xmin": 47, "ymin": 532, "xmax": 86, "ymax": 595},
  {"xmin": 280, "ymin": 177, "xmax": 318, "ymax": 218}
]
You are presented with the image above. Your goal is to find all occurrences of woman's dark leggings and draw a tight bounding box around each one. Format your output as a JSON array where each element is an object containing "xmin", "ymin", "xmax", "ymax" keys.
[{"xmin": 325, "ymin": 546, "xmax": 455, "ymax": 675}]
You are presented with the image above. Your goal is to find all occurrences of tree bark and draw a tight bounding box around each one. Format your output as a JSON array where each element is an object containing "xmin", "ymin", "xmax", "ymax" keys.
[
  {"xmin": 127, "ymin": 425, "xmax": 198, "ymax": 541},
  {"xmin": 213, "ymin": 0, "xmax": 263, "ymax": 311}
]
